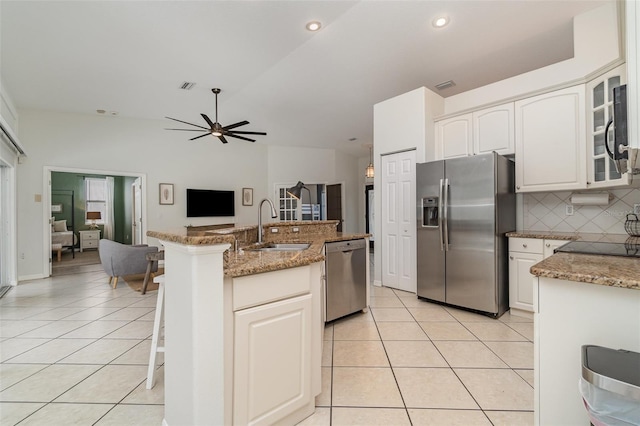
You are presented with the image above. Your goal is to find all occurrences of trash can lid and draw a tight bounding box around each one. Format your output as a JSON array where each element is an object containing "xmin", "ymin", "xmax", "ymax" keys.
[{"xmin": 582, "ymin": 345, "xmax": 640, "ymax": 401}]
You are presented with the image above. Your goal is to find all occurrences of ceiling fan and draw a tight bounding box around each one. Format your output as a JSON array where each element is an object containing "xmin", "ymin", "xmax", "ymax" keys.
[{"xmin": 165, "ymin": 88, "xmax": 266, "ymax": 144}]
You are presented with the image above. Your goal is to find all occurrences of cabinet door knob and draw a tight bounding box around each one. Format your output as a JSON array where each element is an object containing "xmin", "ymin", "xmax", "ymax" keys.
[
  {"xmin": 522, "ymin": 244, "xmax": 527, "ymax": 248},
  {"xmin": 516, "ymin": 186, "xmax": 520, "ymax": 190},
  {"xmin": 509, "ymin": 256, "xmax": 514, "ymax": 260},
  {"xmin": 546, "ymin": 243, "xmax": 550, "ymax": 247}
]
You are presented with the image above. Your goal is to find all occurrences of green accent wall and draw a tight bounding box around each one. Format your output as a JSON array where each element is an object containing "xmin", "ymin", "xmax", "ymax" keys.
[{"xmin": 51, "ymin": 172, "xmax": 134, "ymax": 245}]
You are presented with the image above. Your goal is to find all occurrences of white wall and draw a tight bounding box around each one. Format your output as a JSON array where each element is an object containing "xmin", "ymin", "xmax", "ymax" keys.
[
  {"xmin": 372, "ymin": 87, "xmax": 443, "ymax": 286},
  {"xmin": 266, "ymin": 145, "xmax": 360, "ymax": 233},
  {"xmin": 16, "ymin": 109, "xmax": 269, "ymax": 279},
  {"xmin": 444, "ymin": 2, "xmax": 621, "ymax": 114},
  {"xmin": 16, "ymin": 110, "xmax": 361, "ymax": 280}
]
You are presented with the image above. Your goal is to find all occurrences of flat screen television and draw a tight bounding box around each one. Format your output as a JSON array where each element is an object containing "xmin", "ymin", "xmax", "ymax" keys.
[{"xmin": 186, "ymin": 189, "xmax": 235, "ymax": 217}]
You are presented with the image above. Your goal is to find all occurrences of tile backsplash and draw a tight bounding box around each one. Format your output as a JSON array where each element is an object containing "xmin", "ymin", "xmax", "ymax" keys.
[{"xmin": 523, "ymin": 188, "xmax": 640, "ymax": 234}]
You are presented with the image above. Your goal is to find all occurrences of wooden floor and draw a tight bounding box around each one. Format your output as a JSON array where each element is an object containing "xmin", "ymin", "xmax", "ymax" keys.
[{"xmin": 52, "ymin": 249, "xmax": 101, "ymax": 276}]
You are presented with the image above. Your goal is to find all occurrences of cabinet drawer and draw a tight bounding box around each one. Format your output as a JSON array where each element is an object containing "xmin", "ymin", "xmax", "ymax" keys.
[
  {"xmin": 509, "ymin": 237, "xmax": 543, "ymax": 254},
  {"xmin": 83, "ymin": 239, "xmax": 98, "ymax": 248},
  {"xmin": 233, "ymin": 265, "xmax": 311, "ymax": 311},
  {"xmin": 83, "ymin": 232, "xmax": 99, "ymax": 241},
  {"xmin": 543, "ymin": 239, "xmax": 571, "ymax": 258}
]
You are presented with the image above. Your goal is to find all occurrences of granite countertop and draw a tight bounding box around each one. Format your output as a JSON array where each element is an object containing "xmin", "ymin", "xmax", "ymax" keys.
[
  {"xmin": 506, "ymin": 231, "xmax": 632, "ymax": 243},
  {"xmin": 224, "ymin": 233, "xmax": 369, "ymax": 278},
  {"xmin": 530, "ymin": 252, "xmax": 640, "ymax": 290},
  {"xmin": 148, "ymin": 226, "xmax": 369, "ymax": 278}
]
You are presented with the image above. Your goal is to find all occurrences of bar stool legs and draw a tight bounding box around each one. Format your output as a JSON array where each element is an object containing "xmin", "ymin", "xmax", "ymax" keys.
[{"xmin": 146, "ymin": 274, "xmax": 165, "ymax": 389}]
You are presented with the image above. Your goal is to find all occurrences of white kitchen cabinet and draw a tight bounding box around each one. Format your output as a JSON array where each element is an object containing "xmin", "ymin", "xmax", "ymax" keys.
[
  {"xmin": 508, "ymin": 237, "xmax": 570, "ymax": 317},
  {"xmin": 234, "ymin": 293, "xmax": 313, "ymax": 426},
  {"xmin": 515, "ymin": 85, "xmax": 587, "ymax": 192},
  {"xmin": 472, "ymin": 103, "xmax": 515, "ymax": 156},
  {"xmin": 535, "ymin": 277, "xmax": 640, "ymax": 425},
  {"xmin": 509, "ymin": 252, "xmax": 543, "ymax": 314},
  {"xmin": 435, "ymin": 103, "xmax": 514, "ymax": 160},
  {"xmin": 230, "ymin": 263, "xmax": 322, "ymax": 426},
  {"xmin": 586, "ymin": 64, "xmax": 630, "ymax": 189},
  {"xmin": 542, "ymin": 239, "xmax": 570, "ymax": 259},
  {"xmin": 435, "ymin": 113, "xmax": 473, "ymax": 159}
]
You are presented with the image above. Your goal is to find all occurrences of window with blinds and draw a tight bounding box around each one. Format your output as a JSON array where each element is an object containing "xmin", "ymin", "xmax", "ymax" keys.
[{"xmin": 85, "ymin": 178, "xmax": 106, "ymax": 224}]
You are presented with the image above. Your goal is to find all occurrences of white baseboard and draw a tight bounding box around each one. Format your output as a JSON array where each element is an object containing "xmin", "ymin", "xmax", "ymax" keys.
[{"xmin": 18, "ymin": 273, "xmax": 47, "ymax": 282}]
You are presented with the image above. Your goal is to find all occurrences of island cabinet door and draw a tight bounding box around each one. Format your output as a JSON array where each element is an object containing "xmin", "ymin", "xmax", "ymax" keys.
[{"xmin": 233, "ymin": 293, "xmax": 312, "ymax": 426}]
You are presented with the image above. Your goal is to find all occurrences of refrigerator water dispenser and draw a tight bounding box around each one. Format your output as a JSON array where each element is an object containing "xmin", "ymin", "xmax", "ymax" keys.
[{"xmin": 422, "ymin": 197, "xmax": 439, "ymax": 227}]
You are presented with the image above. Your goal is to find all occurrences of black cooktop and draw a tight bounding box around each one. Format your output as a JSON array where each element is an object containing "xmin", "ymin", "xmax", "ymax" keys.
[{"xmin": 554, "ymin": 241, "xmax": 640, "ymax": 258}]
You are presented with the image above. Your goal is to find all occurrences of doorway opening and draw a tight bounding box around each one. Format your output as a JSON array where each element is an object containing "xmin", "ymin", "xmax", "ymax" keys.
[
  {"xmin": 365, "ymin": 184, "xmax": 374, "ymax": 251},
  {"xmin": 274, "ymin": 182, "xmax": 344, "ymax": 231},
  {"xmin": 45, "ymin": 167, "xmax": 146, "ymax": 277}
]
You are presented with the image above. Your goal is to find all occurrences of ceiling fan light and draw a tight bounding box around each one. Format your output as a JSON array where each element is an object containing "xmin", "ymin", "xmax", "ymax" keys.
[{"xmin": 211, "ymin": 130, "xmax": 223, "ymax": 137}]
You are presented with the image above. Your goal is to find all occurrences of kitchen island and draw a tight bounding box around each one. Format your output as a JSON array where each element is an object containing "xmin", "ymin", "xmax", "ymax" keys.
[
  {"xmin": 148, "ymin": 222, "xmax": 369, "ymax": 426},
  {"xmin": 530, "ymin": 249, "xmax": 640, "ymax": 425}
]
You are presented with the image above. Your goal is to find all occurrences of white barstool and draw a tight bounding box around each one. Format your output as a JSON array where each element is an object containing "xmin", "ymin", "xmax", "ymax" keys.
[{"xmin": 146, "ymin": 274, "xmax": 165, "ymax": 389}]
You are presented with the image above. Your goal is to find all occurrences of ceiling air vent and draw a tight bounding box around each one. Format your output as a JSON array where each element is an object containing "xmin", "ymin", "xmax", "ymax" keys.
[
  {"xmin": 179, "ymin": 81, "xmax": 196, "ymax": 90},
  {"xmin": 435, "ymin": 80, "xmax": 456, "ymax": 90}
]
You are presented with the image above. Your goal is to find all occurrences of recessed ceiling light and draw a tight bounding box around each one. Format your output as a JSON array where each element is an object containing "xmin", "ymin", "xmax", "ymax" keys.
[
  {"xmin": 306, "ymin": 21, "xmax": 322, "ymax": 31},
  {"xmin": 433, "ymin": 16, "xmax": 449, "ymax": 28}
]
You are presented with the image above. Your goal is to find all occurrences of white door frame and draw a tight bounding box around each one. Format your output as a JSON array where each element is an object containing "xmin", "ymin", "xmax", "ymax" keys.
[
  {"xmin": 43, "ymin": 166, "xmax": 147, "ymax": 277},
  {"xmin": 132, "ymin": 178, "xmax": 143, "ymax": 245},
  {"xmin": 380, "ymin": 149, "xmax": 416, "ymax": 293},
  {"xmin": 0, "ymin": 161, "xmax": 17, "ymax": 286}
]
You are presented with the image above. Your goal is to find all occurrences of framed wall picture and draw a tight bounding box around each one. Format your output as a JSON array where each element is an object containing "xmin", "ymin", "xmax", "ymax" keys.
[
  {"xmin": 159, "ymin": 183, "xmax": 174, "ymax": 205},
  {"xmin": 51, "ymin": 204, "xmax": 63, "ymax": 213},
  {"xmin": 242, "ymin": 188, "xmax": 253, "ymax": 206}
]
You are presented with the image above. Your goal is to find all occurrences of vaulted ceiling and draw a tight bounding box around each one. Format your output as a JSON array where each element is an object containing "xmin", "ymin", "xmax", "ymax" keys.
[{"xmin": 1, "ymin": 1, "xmax": 609, "ymax": 156}]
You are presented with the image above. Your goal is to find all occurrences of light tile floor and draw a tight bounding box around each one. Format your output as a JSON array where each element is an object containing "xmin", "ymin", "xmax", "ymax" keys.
[{"xmin": 1, "ymin": 263, "xmax": 534, "ymax": 425}]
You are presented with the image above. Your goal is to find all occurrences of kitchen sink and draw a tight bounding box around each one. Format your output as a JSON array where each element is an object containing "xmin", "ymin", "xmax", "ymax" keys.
[{"xmin": 245, "ymin": 243, "xmax": 310, "ymax": 252}]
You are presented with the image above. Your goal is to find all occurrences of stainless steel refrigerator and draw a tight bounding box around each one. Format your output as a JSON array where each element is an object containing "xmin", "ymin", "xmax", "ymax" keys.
[{"xmin": 416, "ymin": 152, "xmax": 515, "ymax": 317}]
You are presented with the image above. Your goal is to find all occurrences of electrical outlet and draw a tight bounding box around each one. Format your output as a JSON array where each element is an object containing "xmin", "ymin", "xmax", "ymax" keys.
[
  {"xmin": 271, "ymin": 228, "xmax": 279, "ymax": 233},
  {"xmin": 20, "ymin": 253, "xmax": 25, "ymax": 260},
  {"xmin": 292, "ymin": 227, "xmax": 299, "ymax": 233},
  {"xmin": 565, "ymin": 204, "xmax": 574, "ymax": 216},
  {"xmin": 634, "ymin": 204, "xmax": 640, "ymax": 215}
]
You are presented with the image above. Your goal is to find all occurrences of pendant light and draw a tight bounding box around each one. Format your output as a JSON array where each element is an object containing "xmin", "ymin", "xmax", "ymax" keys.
[{"xmin": 365, "ymin": 145, "xmax": 374, "ymax": 178}]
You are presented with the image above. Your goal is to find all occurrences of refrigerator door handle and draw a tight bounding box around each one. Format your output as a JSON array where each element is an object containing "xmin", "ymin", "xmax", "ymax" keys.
[
  {"xmin": 443, "ymin": 178, "xmax": 449, "ymax": 251},
  {"xmin": 438, "ymin": 179, "xmax": 444, "ymax": 251}
]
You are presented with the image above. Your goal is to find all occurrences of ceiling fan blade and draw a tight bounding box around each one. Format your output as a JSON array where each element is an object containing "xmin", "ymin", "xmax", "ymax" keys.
[
  {"xmin": 190, "ymin": 133, "xmax": 212, "ymax": 141},
  {"xmin": 200, "ymin": 114, "xmax": 215, "ymax": 128},
  {"xmin": 228, "ymin": 130, "xmax": 267, "ymax": 135},
  {"xmin": 218, "ymin": 135, "xmax": 229, "ymax": 144},
  {"xmin": 226, "ymin": 133, "xmax": 256, "ymax": 143},
  {"xmin": 165, "ymin": 128, "xmax": 209, "ymax": 132},
  {"xmin": 223, "ymin": 120, "xmax": 249, "ymax": 130},
  {"xmin": 165, "ymin": 116, "xmax": 209, "ymax": 130}
]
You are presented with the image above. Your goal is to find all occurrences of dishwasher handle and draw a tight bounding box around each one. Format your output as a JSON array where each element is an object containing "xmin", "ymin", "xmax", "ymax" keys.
[{"xmin": 325, "ymin": 239, "xmax": 367, "ymax": 253}]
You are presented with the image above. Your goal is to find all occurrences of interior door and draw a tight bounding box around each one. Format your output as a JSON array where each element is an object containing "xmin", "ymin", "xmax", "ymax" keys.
[
  {"xmin": 381, "ymin": 150, "xmax": 416, "ymax": 293},
  {"xmin": 132, "ymin": 178, "xmax": 142, "ymax": 245},
  {"xmin": 326, "ymin": 184, "xmax": 343, "ymax": 232}
]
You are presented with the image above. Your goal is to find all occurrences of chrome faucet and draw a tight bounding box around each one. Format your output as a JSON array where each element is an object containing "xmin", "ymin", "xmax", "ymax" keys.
[{"xmin": 257, "ymin": 198, "xmax": 278, "ymax": 243}]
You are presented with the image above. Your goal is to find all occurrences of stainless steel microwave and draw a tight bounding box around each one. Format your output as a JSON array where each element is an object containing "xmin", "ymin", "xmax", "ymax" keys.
[{"xmin": 605, "ymin": 84, "xmax": 629, "ymax": 173}]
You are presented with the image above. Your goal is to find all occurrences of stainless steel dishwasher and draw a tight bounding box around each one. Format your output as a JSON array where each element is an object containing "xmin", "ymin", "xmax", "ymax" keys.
[{"xmin": 325, "ymin": 239, "xmax": 367, "ymax": 322}]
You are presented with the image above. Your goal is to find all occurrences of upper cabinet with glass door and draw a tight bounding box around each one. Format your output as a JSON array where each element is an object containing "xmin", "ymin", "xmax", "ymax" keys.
[{"xmin": 586, "ymin": 64, "xmax": 630, "ymax": 188}]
